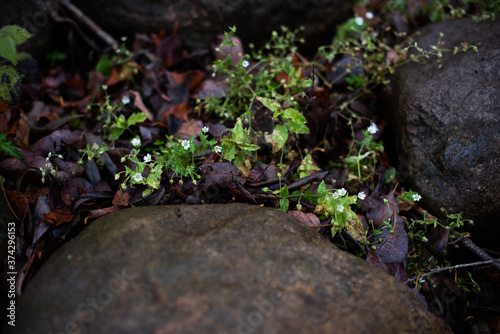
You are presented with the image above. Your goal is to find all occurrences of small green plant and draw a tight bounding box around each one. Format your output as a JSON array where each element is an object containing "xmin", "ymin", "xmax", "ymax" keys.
[
  {"xmin": 0, "ymin": 25, "xmax": 35, "ymax": 106},
  {"xmin": 202, "ymin": 26, "xmax": 311, "ymax": 120},
  {"xmin": 116, "ymin": 127, "xmax": 221, "ymax": 196},
  {"xmin": 89, "ymin": 87, "xmax": 147, "ymax": 141},
  {"xmin": 78, "ymin": 142, "xmax": 111, "ymax": 167},
  {"xmin": 96, "ymin": 37, "xmax": 138, "ymax": 78},
  {"xmin": 343, "ymin": 122, "xmax": 384, "ymax": 180},
  {"xmin": 315, "ymin": 181, "xmax": 367, "ymax": 243},
  {"xmin": 0, "ymin": 133, "xmax": 22, "ymax": 159},
  {"xmin": 406, "ymin": 207, "xmax": 474, "ymax": 287},
  {"xmin": 40, "ymin": 152, "xmax": 64, "ymax": 184}
]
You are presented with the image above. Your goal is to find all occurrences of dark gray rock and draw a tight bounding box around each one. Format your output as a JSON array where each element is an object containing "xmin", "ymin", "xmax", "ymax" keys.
[
  {"xmin": 70, "ymin": 0, "xmax": 351, "ymax": 52},
  {"xmin": 7, "ymin": 204, "xmax": 444, "ymax": 334},
  {"xmin": 383, "ymin": 18, "xmax": 500, "ymax": 230}
]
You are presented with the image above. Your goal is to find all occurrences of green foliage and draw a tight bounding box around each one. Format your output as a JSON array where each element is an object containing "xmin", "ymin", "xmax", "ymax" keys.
[
  {"xmin": 0, "ymin": 133, "xmax": 22, "ymax": 159},
  {"xmin": 383, "ymin": 0, "xmax": 498, "ymax": 22},
  {"xmin": 220, "ymin": 118, "xmax": 260, "ymax": 169},
  {"xmin": 0, "ymin": 25, "xmax": 33, "ymax": 106}
]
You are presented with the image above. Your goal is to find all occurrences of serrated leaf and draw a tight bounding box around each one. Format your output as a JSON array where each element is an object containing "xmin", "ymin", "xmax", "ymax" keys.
[
  {"xmin": 286, "ymin": 120, "xmax": 309, "ymax": 134},
  {"xmin": 0, "ymin": 133, "xmax": 22, "ymax": 159},
  {"xmin": 0, "ymin": 64, "xmax": 21, "ymax": 106},
  {"xmin": 0, "ymin": 38, "xmax": 18, "ymax": 65},
  {"xmin": 0, "ymin": 25, "xmax": 31, "ymax": 45}
]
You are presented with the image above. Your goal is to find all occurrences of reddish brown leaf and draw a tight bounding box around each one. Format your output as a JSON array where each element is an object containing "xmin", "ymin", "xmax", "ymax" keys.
[
  {"xmin": 177, "ymin": 119, "xmax": 203, "ymax": 137},
  {"xmin": 130, "ymin": 90, "xmax": 153, "ymax": 121},
  {"xmin": 43, "ymin": 207, "xmax": 73, "ymax": 226},
  {"xmin": 200, "ymin": 162, "xmax": 246, "ymax": 188},
  {"xmin": 112, "ymin": 188, "xmax": 132, "ymax": 207},
  {"xmin": 4, "ymin": 189, "xmax": 29, "ymax": 222},
  {"xmin": 29, "ymin": 129, "xmax": 82, "ymax": 156},
  {"xmin": 288, "ymin": 210, "xmax": 322, "ymax": 232},
  {"xmin": 161, "ymin": 102, "xmax": 190, "ymax": 123}
]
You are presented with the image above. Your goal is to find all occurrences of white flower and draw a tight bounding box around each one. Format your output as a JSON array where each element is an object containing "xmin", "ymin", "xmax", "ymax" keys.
[
  {"xmin": 367, "ymin": 122, "xmax": 378, "ymax": 134},
  {"xmin": 131, "ymin": 138, "xmax": 141, "ymax": 147},
  {"xmin": 214, "ymin": 145, "xmax": 222, "ymax": 154},
  {"xmin": 143, "ymin": 153, "xmax": 152, "ymax": 163},
  {"xmin": 202, "ymin": 126, "xmax": 209, "ymax": 133},
  {"xmin": 290, "ymin": 97, "xmax": 294, "ymax": 101},
  {"xmin": 337, "ymin": 205, "xmax": 345, "ymax": 212},
  {"xmin": 355, "ymin": 16, "xmax": 364, "ymax": 26},
  {"xmin": 366, "ymin": 11, "xmax": 374, "ymax": 19},
  {"xmin": 242, "ymin": 60, "xmax": 249, "ymax": 68},
  {"xmin": 122, "ymin": 96, "xmax": 130, "ymax": 105},
  {"xmin": 223, "ymin": 112, "xmax": 229, "ymax": 118},
  {"xmin": 181, "ymin": 140, "xmax": 190, "ymax": 150},
  {"xmin": 358, "ymin": 191, "xmax": 366, "ymax": 200},
  {"xmin": 338, "ymin": 188, "xmax": 347, "ymax": 197},
  {"xmin": 121, "ymin": 36, "xmax": 127, "ymax": 42},
  {"xmin": 102, "ymin": 85, "xmax": 108, "ymax": 90},
  {"xmin": 332, "ymin": 192, "xmax": 339, "ymax": 199},
  {"xmin": 132, "ymin": 173, "xmax": 143, "ymax": 182},
  {"xmin": 412, "ymin": 193, "xmax": 422, "ymax": 202}
]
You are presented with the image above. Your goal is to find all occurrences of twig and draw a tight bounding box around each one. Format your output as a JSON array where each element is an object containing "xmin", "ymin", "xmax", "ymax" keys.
[
  {"xmin": 287, "ymin": 171, "xmax": 329, "ymax": 191},
  {"xmin": 59, "ymin": 0, "xmax": 119, "ymax": 50},
  {"xmin": 405, "ymin": 259, "xmax": 500, "ymax": 284},
  {"xmin": 452, "ymin": 230, "xmax": 500, "ymax": 271}
]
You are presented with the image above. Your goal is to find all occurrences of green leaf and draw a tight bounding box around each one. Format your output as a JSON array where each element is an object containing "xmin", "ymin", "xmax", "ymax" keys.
[
  {"xmin": 317, "ymin": 180, "xmax": 328, "ymax": 197},
  {"xmin": 96, "ymin": 54, "xmax": 113, "ymax": 76},
  {"xmin": 256, "ymin": 96, "xmax": 281, "ymax": 114},
  {"xmin": 0, "ymin": 133, "xmax": 22, "ymax": 159},
  {"xmin": 281, "ymin": 108, "xmax": 306, "ymax": 123},
  {"xmin": 272, "ymin": 124, "xmax": 288, "ymax": 150},
  {"xmin": 0, "ymin": 25, "xmax": 31, "ymax": 45},
  {"xmin": 285, "ymin": 120, "xmax": 309, "ymax": 134},
  {"xmin": 127, "ymin": 112, "xmax": 148, "ymax": 127},
  {"xmin": 0, "ymin": 37, "xmax": 18, "ymax": 65},
  {"xmin": 0, "ymin": 65, "xmax": 21, "ymax": 106}
]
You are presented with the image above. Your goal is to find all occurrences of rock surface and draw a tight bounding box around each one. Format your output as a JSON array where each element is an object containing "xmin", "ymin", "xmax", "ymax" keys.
[
  {"xmin": 71, "ymin": 0, "xmax": 351, "ymax": 51},
  {"xmin": 7, "ymin": 204, "xmax": 443, "ymax": 333},
  {"xmin": 383, "ymin": 18, "xmax": 500, "ymax": 232}
]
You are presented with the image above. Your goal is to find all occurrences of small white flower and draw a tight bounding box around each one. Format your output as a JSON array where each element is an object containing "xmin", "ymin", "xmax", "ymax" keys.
[
  {"xmin": 115, "ymin": 48, "xmax": 121, "ymax": 53},
  {"xmin": 290, "ymin": 97, "xmax": 294, "ymax": 101},
  {"xmin": 412, "ymin": 193, "xmax": 422, "ymax": 202},
  {"xmin": 358, "ymin": 191, "xmax": 366, "ymax": 200},
  {"xmin": 332, "ymin": 192, "xmax": 339, "ymax": 199},
  {"xmin": 202, "ymin": 126, "xmax": 209, "ymax": 133},
  {"xmin": 338, "ymin": 188, "xmax": 347, "ymax": 197},
  {"xmin": 181, "ymin": 140, "xmax": 190, "ymax": 150},
  {"xmin": 366, "ymin": 11, "xmax": 374, "ymax": 19},
  {"xmin": 143, "ymin": 153, "xmax": 152, "ymax": 163},
  {"xmin": 223, "ymin": 112, "xmax": 229, "ymax": 118},
  {"xmin": 367, "ymin": 122, "xmax": 378, "ymax": 134},
  {"xmin": 242, "ymin": 60, "xmax": 249, "ymax": 68},
  {"xmin": 102, "ymin": 85, "xmax": 108, "ymax": 90},
  {"xmin": 122, "ymin": 96, "xmax": 130, "ymax": 105},
  {"xmin": 337, "ymin": 205, "xmax": 345, "ymax": 212},
  {"xmin": 214, "ymin": 145, "xmax": 222, "ymax": 154},
  {"xmin": 133, "ymin": 173, "xmax": 143, "ymax": 182},
  {"xmin": 355, "ymin": 16, "xmax": 364, "ymax": 26},
  {"xmin": 121, "ymin": 36, "xmax": 127, "ymax": 42},
  {"xmin": 131, "ymin": 138, "xmax": 141, "ymax": 147}
]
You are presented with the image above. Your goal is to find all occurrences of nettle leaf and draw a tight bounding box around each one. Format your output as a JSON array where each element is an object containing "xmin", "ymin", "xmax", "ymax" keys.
[
  {"xmin": 0, "ymin": 64, "xmax": 21, "ymax": 106},
  {"xmin": 0, "ymin": 37, "xmax": 18, "ymax": 65},
  {"xmin": 0, "ymin": 25, "xmax": 31, "ymax": 45}
]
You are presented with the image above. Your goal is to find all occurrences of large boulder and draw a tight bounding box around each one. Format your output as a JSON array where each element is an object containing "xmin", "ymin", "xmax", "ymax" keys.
[
  {"xmin": 6, "ymin": 204, "xmax": 444, "ymax": 333},
  {"xmin": 70, "ymin": 0, "xmax": 351, "ymax": 51},
  {"xmin": 383, "ymin": 18, "xmax": 500, "ymax": 237}
]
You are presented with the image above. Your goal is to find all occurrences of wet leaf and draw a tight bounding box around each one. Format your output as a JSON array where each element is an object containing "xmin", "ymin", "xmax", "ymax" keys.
[
  {"xmin": 201, "ymin": 162, "xmax": 246, "ymax": 188},
  {"xmin": 43, "ymin": 207, "xmax": 73, "ymax": 226},
  {"xmin": 288, "ymin": 210, "xmax": 322, "ymax": 232},
  {"xmin": 156, "ymin": 34, "xmax": 183, "ymax": 67}
]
